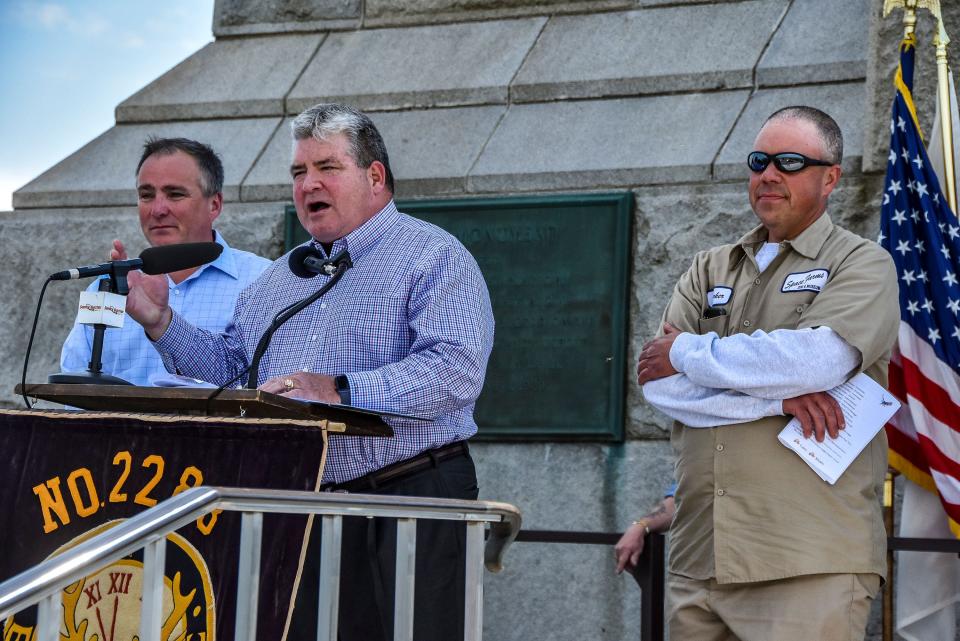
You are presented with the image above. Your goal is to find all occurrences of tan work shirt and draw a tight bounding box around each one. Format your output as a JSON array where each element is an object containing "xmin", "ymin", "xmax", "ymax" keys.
[{"xmin": 663, "ymin": 213, "xmax": 899, "ymax": 584}]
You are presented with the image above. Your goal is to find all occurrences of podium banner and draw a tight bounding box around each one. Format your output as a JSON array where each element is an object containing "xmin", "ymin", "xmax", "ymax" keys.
[{"xmin": 0, "ymin": 409, "xmax": 326, "ymax": 641}]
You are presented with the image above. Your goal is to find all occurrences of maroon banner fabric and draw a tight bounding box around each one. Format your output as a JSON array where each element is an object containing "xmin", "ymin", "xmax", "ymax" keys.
[{"xmin": 0, "ymin": 409, "xmax": 326, "ymax": 640}]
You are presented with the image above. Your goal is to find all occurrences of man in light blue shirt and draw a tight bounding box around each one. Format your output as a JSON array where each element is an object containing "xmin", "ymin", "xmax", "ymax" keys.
[{"xmin": 59, "ymin": 137, "xmax": 269, "ymax": 386}]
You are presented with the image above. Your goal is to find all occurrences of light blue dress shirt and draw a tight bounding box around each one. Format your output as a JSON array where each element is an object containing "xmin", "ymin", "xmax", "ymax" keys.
[
  {"xmin": 59, "ymin": 231, "xmax": 270, "ymax": 387},
  {"xmin": 153, "ymin": 201, "xmax": 495, "ymax": 483}
]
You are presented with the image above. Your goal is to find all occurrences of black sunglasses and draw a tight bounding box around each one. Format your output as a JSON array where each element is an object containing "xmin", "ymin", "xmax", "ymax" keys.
[{"xmin": 747, "ymin": 151, "xmax": 834, "ymax": 173}]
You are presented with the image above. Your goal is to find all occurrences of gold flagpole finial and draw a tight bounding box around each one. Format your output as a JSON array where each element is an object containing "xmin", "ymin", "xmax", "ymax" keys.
[{"xmin": 884, "ymin": 0, "xmax": 942, "ymax": 39}]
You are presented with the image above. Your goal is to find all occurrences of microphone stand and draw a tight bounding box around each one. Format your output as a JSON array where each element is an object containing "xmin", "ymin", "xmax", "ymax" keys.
[
  {"xmin": 48, "ymin": 265, "xmax": 136, "ymax": 385},
  {"xmin": 246, "ymin": 254, "xmax": 352, "ymax": 389}
]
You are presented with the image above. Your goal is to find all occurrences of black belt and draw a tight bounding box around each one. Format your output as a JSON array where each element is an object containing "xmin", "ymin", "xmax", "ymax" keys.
[{"xmin": 323, "ymin": 441, "xmax": 469, "ymax": 493}]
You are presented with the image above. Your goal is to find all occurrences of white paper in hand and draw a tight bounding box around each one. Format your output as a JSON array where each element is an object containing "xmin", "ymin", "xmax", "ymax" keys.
[{"xmin": 778, "ymin": 373, "xmax": 900, "ymax": 484}]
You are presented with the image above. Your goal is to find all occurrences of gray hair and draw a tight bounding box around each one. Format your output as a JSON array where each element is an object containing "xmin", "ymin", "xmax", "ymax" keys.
[
  {"xmin": 764, "ymin": 106, "xmax": 843, "ymax": 165},
  {"xmin": 290, "ymin": 103, "xmax": 395, "ymax": 193}
]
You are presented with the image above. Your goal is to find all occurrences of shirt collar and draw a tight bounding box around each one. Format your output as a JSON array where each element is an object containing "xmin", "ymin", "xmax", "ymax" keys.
[
  {"xmin": 170, "ymin": 230, "xmax": 238, "ymax": 286},
  {"xmin": 735, "ymin": 212, "xmax": 833, "ymax": 261},
  {"xmin": 310, "ymin": 200, "xmax": 400, "ymax": 260}
]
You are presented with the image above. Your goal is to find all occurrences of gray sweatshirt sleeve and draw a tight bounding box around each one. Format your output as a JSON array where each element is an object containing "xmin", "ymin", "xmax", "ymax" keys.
[
  {"xmin": 642, "ymin": 374, "xmax": 784, "ymax": 427},
  {"xmin": 668, "ymin": 326, "xmax": 860, "ymax": 400}
]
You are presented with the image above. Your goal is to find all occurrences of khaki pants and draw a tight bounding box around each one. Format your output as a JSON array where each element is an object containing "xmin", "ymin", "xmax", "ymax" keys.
[{"xmin": 667, "ymin": 572, "xmax": 880, "ymax": 641}]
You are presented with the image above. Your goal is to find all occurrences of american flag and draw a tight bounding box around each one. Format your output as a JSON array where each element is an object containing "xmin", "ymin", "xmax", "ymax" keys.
[{"xmin": 880, "ymin": 36, "xmax": 960, "ymax": 537}]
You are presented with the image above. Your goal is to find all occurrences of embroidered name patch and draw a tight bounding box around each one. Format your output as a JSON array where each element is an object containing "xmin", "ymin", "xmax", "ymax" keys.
[
  {"xmin": 707, "ymin": 286, "xmax": 733, "ymax": 306},
  {"xmin": 781, "ymin": 269, "xmax": 829, "ymax": 293}
]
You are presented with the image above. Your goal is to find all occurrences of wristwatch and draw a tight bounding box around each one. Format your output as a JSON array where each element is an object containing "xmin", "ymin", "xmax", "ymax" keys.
[{"xmin": 334, "ymin": 375, "xmax": 351, "ymax": 405}]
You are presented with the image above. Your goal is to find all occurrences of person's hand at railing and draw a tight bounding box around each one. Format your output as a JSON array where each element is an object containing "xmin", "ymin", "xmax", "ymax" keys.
[{"xmin": 614, "ymin": 495, "xmax": 675, "ymax": 574}]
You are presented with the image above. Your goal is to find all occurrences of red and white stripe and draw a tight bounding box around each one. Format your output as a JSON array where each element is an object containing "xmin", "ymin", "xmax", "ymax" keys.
[{"xmin": 887, "ymin": 321, "xmax": 960, "ymax": 523}]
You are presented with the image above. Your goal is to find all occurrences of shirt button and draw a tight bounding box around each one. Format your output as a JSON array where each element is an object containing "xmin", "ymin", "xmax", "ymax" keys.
[
  {"xmin": 796, "ymin": 305, "xmax": 804, "ymax": 313},
  {"xmin": 742, "ymin": 320, "xmax": 751, "ymax": 327},
  {"xmin": 311, "ymin": 335, "xmax": 318, "ymax": 341},
  {"xmin": 716, "ymin": 444, "xmax": 724, "ymax": 451},
  {"xmin": 174, "ymin": 290, "xmax": 181, "ymax": 295},
  {"xmin": 320, "ymin": 303, "xmax": 327, "ymax": 309},
  {"xmin": 754, "ymin": 278, "xmax": 761, "ymax": 285},
  {"xmin": 717, "ymin": 489, "xmax": 725, "ymax": 496}
]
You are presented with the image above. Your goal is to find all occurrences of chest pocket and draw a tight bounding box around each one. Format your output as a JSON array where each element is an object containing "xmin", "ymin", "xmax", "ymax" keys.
[
  {"xmin": 766, "ymin": 295, "xmax": 817, "ymax": 331},
  {"xmin": 697, "ymin": 313, "xmax": 729, "ymax": 337}
]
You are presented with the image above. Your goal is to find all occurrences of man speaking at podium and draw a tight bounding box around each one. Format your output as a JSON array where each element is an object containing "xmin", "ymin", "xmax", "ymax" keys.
[
  {"xmin": 123, "ymin": 104, "xmax": 495, "ymax": 641},
  {"xmin": 59, "ymin": 137, "xmax": 269, "ymax": 386}
]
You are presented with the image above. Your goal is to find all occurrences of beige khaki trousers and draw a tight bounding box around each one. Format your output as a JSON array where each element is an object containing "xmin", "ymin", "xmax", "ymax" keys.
[{"xmin": 667, "ymin": 572, "xmax": 880, "ymax": 641}]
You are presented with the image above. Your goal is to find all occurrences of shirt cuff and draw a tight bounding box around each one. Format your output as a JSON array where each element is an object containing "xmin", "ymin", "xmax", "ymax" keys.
[
  {"xmin": 345, "ymin": 369, "xmax": 388, "ymax": 412},
  {"xmin": 152, "ymin": 311, "xmax": 192, "ymax": 372}
]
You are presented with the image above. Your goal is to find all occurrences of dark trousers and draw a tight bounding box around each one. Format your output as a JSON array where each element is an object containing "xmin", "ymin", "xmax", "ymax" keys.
[{"xmin": 287, "ymin": 448, "xmax": 479, "ymax": 641}]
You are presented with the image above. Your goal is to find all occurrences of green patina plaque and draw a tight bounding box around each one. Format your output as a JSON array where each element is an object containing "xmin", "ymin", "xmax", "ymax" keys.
[{"xmin": 285, "ymin": 192, "xmax": 632, "ymax": 440}]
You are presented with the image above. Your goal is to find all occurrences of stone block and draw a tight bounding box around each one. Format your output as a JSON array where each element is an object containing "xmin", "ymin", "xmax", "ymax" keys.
[
  {"xmin": 472, "ymin": 440, "xmax": 672, "ymax": 640},
  {"xmin": 286, "ymin": 19, "xmax": 544, "ymax": 113},
  {"xmin": 757, "ymin": 0, "xmax": 869, "ymax": 87},
  {"xmin": 473, "ymin": 441, "xmax": 674, "ymax": 530},
  {"xmin": 483, "ymin": 543, "xmax": 644, "ymax": 640},
  {"xmin": 117, "ymin": 35, "xmax": 323, "ymax": 123},
  {"xmin": 512, "ymin": 1, "xmax": 787, "ymax": 103},
  {"xmin": 0, "ymin": 204, "xmax": 283, "ymax": 409},
  {"xmin": 242, "ymin": 106, "xmax": 505, "ymax": 202},
  {"xmin": 626, "ymin": 182, "xmax": 757, "ymax": 437},
  {"xmin": 364, "ymin": 0, "xmax": 631, "ymax": 27},
  {"xmin": 213, "ymin": 0, "xmax": 360, "ymax": 36},
  {"xmin": 638, "ymin": 0, "xmax": 741, "ymax": 4},
  {"xmin": 713, "ymin": 82, "xmax": 867, "ymax": 182},
  {"xmin": 468, "ymin": 91, "xmax": 750, "ymax": 194},
  {"xmin": 13, "ymin": 118, "xmax": 281, "ymax": 209}
]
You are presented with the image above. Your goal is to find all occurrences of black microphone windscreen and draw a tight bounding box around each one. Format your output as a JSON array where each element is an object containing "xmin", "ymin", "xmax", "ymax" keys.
[
  {"xmin": 139, "ymin": 242, "xmax": 223, "ymax": 276},
  {"xmin": 289, "ymin": 245, "xmax": 322, "ymax": 278}
]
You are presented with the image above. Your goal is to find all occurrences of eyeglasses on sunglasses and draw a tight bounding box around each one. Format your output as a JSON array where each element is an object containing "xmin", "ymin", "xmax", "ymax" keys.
[{"xmin": 747, "ymin": 151, "xmax": 834, "ymax": 173}]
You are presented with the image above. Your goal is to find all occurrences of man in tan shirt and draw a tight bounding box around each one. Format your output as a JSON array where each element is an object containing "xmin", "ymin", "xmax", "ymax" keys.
[{"xmin": 637, "ymin": 106, "xmax": 899, "ymax": 641}]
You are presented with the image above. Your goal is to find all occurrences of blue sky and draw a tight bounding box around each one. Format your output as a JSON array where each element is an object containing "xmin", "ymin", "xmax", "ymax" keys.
[{"xmin": 0, "ymin": 0, "xmax": 215, "ymax": 210}]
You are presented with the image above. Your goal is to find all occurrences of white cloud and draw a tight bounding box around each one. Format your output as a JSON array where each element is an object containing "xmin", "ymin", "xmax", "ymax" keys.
[{"xmin": 20, "ymin": 2, "xmax": 109, "ymax": 38}]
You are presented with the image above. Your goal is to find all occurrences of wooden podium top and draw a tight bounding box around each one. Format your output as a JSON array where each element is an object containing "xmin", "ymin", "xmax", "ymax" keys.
[{"xmin": 15, "ymin": 383, "xmax": 393, "ymax": 437}]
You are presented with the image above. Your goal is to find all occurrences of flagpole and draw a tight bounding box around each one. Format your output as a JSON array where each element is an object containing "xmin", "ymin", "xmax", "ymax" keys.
[
  {"xmin": 933, "ymin": 17, "xmax": 958, "ymax": 214},
  {"xmin": 880, "ymin": 6, "xmax": 920, "ymax": 640},
  {"xmin": 883, "ymin": 0, "xmax": 919, "ymax": 38}
]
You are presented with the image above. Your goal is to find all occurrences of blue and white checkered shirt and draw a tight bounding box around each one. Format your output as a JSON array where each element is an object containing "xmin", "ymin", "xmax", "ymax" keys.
[
  {"xmin": 60, "ymin": 231, "xmax": 270, "ymax": 387},
  {"xmin": 155, "ymin": 201, "xmax": 495, "ymax": 483}
]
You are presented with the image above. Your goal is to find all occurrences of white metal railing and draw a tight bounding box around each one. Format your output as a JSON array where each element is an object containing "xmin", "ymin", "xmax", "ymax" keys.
[{"xmin": 0, "ymin": 486, "xmax": 522, "ymax": 641}]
